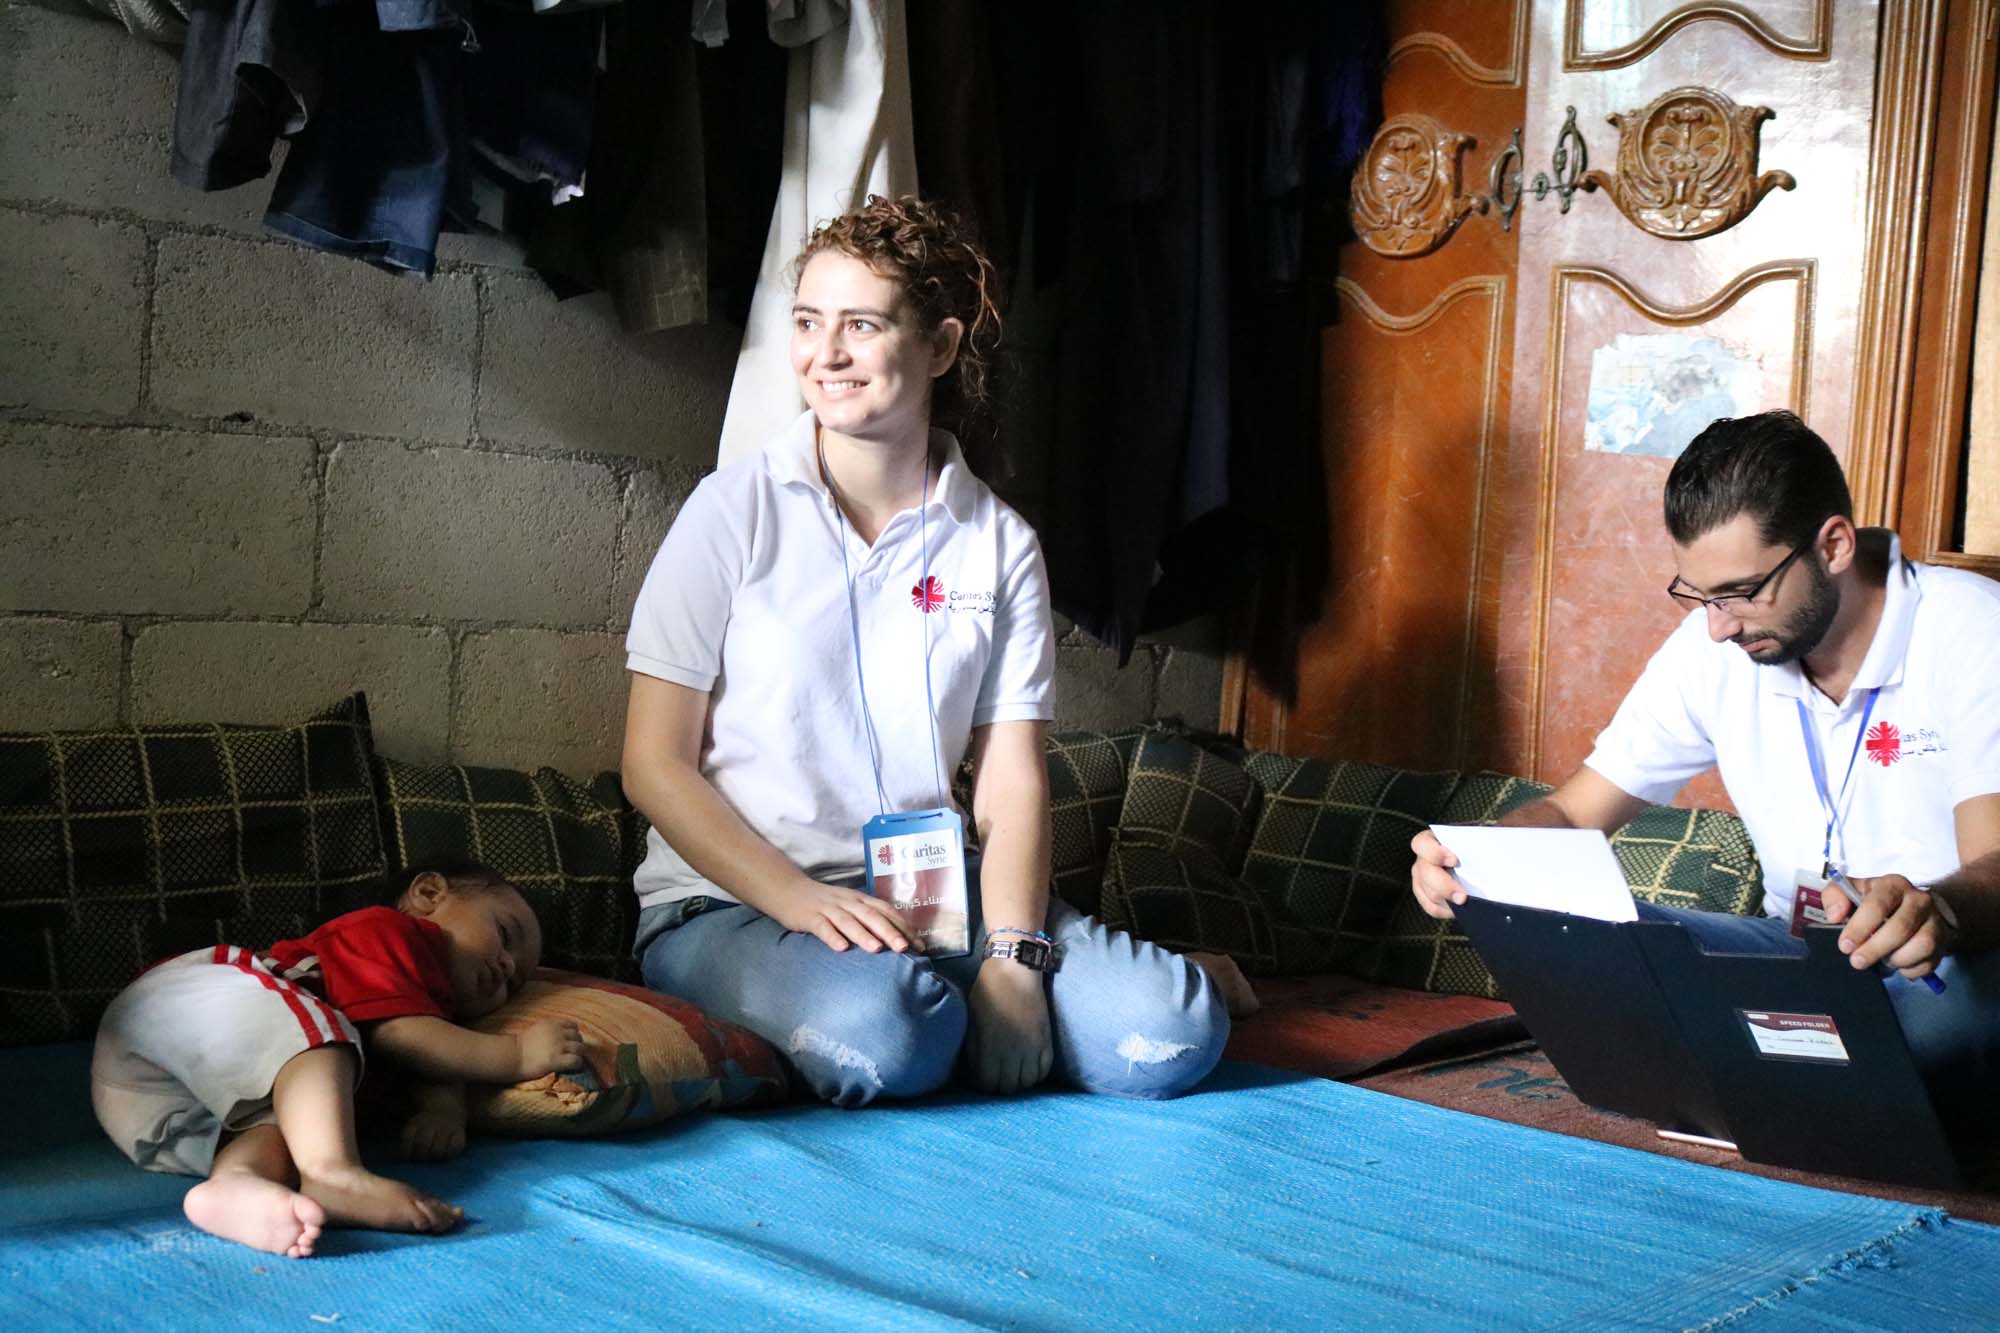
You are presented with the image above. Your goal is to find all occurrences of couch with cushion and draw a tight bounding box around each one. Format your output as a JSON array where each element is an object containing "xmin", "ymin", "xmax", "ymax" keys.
[{"xmin": 6, "ymin": 693, "xmax": 1999, "ymax": 1327}]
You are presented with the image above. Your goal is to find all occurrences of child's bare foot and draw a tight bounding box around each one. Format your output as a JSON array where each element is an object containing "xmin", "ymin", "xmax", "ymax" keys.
[
  {"xmin": 183, "ymin": 1172, "xmax": 327, "ymax": 1258},
  {"xmin": 299, "ymin": 1164, "xmax": 462, "ymax": 1234}
]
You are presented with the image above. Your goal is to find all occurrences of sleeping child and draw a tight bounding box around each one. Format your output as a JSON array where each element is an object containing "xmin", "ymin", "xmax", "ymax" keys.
[{"xmin": 90, "ymin": 862, "xmax": 583, "ymax": 1258}]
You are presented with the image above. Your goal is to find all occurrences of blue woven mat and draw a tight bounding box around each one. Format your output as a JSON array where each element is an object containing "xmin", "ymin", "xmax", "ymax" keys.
[{"xmin": 5, "ymin": 1042, "xmax": 1998, "ymax": 1330}]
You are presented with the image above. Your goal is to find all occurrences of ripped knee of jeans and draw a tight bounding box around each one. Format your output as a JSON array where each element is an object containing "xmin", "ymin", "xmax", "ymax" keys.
[
  {"xmin": 788, "ymin": 1025, "xmax": 885, "ymax": 1091},
  {"xmin": 1114, "ymin": 1033, "xmax": 1200, "ymax": 1072}
]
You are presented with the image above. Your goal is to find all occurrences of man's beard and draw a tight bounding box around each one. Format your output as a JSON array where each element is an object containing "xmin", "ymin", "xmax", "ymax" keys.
[{"xmin": 1738, "ymin": 556, "xmax": 1839, "ymax": 665}]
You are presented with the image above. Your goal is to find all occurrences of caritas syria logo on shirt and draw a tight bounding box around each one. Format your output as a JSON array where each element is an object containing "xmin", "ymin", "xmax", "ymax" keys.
[
  {"xmin": 1865, "ymin": 720, "xmax": 1948, "ymax": 767},
  {"xmin": 910, "ymin": 577, "xmax": 997, "ymax": 615}
]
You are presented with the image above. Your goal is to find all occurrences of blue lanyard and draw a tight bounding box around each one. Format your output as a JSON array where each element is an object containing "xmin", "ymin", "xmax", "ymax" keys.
[
  {"xmin": 1794, "ymin": 687, "xmax": 1878, "ymax": 875},
  {"xmin": 821, "ymin": 438, "xmax": 948, "ymax": 817}
]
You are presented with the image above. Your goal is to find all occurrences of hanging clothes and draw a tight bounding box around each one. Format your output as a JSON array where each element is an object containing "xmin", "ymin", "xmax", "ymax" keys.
[
  {"xmin": 996, "ymin": 2, "xmax": 1230, "ymax": 663},
  {"xmin": 904, "ymin": 0, "xmax": 1009, "ymax": 284},
  {"xmin": 256, "ymin": 3, "xmax": 470, "ymax": 277},
  {"xmin": 254, "ymin": 0, "xmax": 599, "ymax": 279},
  {"xmin": 83, "ymin": 0, "xmax": 189, "ymax": 45},
  {"xmin": 525, "ymin": 0, "xmax": 786, "ymax": 334},
  {"xmin": 171, "ymin": 0, "xmax": 323, "ymax": 191},
  {"xmin": 988, "ymin": 1, "xmax": 1382, "ymax": 660},
  {"xmin": 714, "ymin": 0, "xmax": 918, "ymax": 467}
]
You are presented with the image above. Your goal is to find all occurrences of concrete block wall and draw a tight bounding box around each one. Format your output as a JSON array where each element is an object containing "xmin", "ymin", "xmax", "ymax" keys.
[{"xmin": 0, "ymin": 3, "xmax": 1224, "ymax": 775}]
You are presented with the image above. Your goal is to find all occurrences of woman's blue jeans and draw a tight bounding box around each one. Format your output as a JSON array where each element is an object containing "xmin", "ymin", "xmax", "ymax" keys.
[{"xmin": 641, "ymin": 870, "xmax": 1230, "ymax": 1108}]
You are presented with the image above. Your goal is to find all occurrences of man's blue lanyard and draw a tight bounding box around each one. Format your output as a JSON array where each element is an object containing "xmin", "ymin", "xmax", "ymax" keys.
[
  {"xmin": 822, "ymin": 438, "xmax": 948, "ymax": 817},
  {"xmin": 1794, "ymin": 687, "xmax": 1878, "ymax": 876}
]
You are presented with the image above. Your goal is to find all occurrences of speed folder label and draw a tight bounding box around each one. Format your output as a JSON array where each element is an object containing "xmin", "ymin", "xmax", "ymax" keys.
[{"xmin": 1739, "ymin": 1010, "xmax": 1850, "ymax": 1064}]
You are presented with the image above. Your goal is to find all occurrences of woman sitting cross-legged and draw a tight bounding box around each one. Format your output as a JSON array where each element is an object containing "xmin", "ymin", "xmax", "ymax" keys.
[{"xmin": 619, "ymin": 195, "xmax": 1228, "ymax": 1107}]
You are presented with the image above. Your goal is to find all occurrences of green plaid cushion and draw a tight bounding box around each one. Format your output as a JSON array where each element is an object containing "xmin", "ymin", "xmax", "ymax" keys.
[
  {"xmin": 1434, "ymin": 772, "xmax": 1552, "ymax": 824},
  {"xmin": 1042, "ymin": 730, "xmax": 1140, "ymax": 916},
  {"xmin": 1115, "ymin": 730, "xmax": 1261, "ymax": 869},
  {"xmin": 1606, "ymin": 804, "xmax": 1764, "ymax": 917},
  {"xmin": 1389, "ymin": 771, "xmax": 1562, "ymax": 996},
  {"xmin": 1098, "ymin": 830, "xmax": 1333, "ymax": 977},
  {"xmin": 375, "ymin": 758, "xmax": 639, "ymax": 983},
  {"xmin": 1234, "ymin": 754, "xmax": 1461, "ymax": 983},
  {"xmin": 0, "ymin": 694, "xmax": 388, "ymax": 1046}
]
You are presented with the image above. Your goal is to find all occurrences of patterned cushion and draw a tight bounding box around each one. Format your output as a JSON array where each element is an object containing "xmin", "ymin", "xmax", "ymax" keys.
[
  {"xmin": 374, "ymin": 758, "xmax": 638, "ymax": 982},
  {"xmin": 1372, "ymin": 770, "xmax": 1553, "ymax": 997},
  {"xmin": 0, "ymin": 695, "xmax": 387, "ymax": 1046},
  {"xmin": 1234, "ymin": 754, "xmax": 1460, "ymax": 983},
  {"xmin": 1098, "ymin": 830, "xmax": 1332, "ymax": 977},
  {"xmin": 1605, "ymin": 804, "xmax": 1764, "ymax": 917},
  {"xmin": 467, "ymin": 968, "xmax": 789, "ymax": 1136},
  {"xmin": 1042, "ymin": 730, "xmax": 1140, "ymax": 916},
  {"xmin": 1115, "ymin": 730, "xmax": 1262, "ymax": 868}
]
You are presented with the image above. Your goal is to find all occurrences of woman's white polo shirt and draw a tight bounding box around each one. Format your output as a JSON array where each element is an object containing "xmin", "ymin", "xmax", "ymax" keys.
[
  {"xmin": 624, "ymin": 412, "xmax": 1055, "ymax": 913},
  {"xmin": 1583, "ymin": 533, "xmax": 2000, "ymax": 920}
]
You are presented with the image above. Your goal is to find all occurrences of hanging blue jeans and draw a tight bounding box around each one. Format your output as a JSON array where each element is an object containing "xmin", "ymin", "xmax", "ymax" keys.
[{"xmin": 641, "ymin": 865, "xmax": 1230, "ymax": 1108}]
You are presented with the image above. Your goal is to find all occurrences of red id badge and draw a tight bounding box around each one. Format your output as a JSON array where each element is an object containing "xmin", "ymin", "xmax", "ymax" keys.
[
  {"xmin": 861, "ymin": 808, "xmax": 970, "ymax": 956},
  {"xmin": 1790, "ymin": 869, "xmax": 1831, "ymax": 938}
]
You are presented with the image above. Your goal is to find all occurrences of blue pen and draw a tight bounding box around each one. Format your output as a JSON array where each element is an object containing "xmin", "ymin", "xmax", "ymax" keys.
[{"xmin": 1824, "ymin": 869, "xmax": 1948, "ymax": 995}]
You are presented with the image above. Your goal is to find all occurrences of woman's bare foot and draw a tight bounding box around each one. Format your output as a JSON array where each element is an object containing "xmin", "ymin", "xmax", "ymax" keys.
[
  {"xmin": 298, "ymin": 1163, "xmax": 462, "ymax": 1234},
  {"xmin": 1186, "ymin": 951, "xmax": 1261, "ymax": 1018},
  {"xmin": 183, "ymin": 1172, "xmax": 327, "ymax": 1258}
]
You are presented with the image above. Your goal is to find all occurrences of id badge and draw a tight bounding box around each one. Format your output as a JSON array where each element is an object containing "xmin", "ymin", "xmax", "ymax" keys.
[
  {"xmin": 862, "ymin": 808, "xmax": 969, "ymax": 957},
  {"xmin": 1789, "ymin": 869, "xmax": 1832, "ymax": 938}
]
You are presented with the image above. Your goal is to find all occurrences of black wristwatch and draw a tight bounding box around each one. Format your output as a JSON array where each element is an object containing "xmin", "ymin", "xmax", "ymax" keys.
[{"xmin": 984, "ymin": 936, "xmax": 1057, "ymax": 973}]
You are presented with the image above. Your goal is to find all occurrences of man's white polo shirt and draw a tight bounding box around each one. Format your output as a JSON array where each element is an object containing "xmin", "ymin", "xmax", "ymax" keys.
[
  {"xmin": 624, "ymin": 411, "xmax": 1055, "ymax": 913},
  {"xmin": 1584, "ymin": 532, "xmax": 2000, "ymax": 920}
]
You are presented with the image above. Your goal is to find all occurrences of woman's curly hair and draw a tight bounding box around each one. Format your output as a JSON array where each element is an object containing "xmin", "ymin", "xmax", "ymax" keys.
[{"xmin": 791, "ymin": 195, "xmax": 1005, "ymax": 453}]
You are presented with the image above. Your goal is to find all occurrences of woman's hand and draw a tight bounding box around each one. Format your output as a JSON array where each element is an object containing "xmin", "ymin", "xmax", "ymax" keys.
[
  {"xmin": 966, "ymin": 958, "xmax": 1053, "ymax": 1095},
  {"xmin": 770, "ymin": 880, "xmax": 918, "ymax": 954}
]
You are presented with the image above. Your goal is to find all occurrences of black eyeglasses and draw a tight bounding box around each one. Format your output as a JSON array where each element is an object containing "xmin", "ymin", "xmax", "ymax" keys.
[{"xmin": 1666, "ymin": 541, "xmax": 1811, "ymax": 613}]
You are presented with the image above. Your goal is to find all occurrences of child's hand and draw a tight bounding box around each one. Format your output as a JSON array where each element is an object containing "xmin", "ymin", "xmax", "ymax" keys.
[
  {"xmin": 516, "ymin": 1018, "xmax": 587, "ymax": 1080},
  {"xmin": 401, "ymin": 1107, "xmax": 468, "ymax": 1162}
]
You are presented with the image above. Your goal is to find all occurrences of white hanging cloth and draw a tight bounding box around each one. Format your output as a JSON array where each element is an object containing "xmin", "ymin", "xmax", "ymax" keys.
[{"xmin": 715, "ymin": 0, "xmax": 918, "ymax": 466}]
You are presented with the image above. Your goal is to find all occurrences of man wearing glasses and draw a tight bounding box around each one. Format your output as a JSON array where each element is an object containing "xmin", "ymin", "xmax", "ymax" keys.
[{"xmin": 1410, "ymin": 410, "xmax": 2000, "ymax": 1120}]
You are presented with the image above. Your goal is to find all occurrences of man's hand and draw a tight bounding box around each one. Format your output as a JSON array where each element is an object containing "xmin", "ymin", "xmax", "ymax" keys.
[
  {"xmin": 515, "ymin": 1018, "xmax": 587, "ymax": 1081},
  {"xmin": 1410, "ymin": 830, "xmax": 1466, "ymax": 920},
  {"xmin": 966, "ymin": 958, "xmax": 1053, "ymax": 1095},
  {"xmin": 769, "ymin": 881, "xmax": 918, "ymax": 954},
  {"xmin": 1824, "ymin": 873, "xmax": 1955, "ymax": 978}
]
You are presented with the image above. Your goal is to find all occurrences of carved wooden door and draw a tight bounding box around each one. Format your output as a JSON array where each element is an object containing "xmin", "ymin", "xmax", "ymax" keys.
[{"xmin": 1240, "ymin": 0, "xmax": 1889, "ymax": 808}]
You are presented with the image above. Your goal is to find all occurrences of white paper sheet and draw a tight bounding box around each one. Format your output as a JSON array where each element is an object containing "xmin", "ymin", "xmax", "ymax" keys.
[{"xmin": 1428, "ymin": 825, "xmax": 1639, "ymax": 922}]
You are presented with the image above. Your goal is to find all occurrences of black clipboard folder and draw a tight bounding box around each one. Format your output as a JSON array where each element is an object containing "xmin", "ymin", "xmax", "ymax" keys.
[{"xmin": 1455, "ymin": 896, "xmax": 1962, "ymax": 1190}]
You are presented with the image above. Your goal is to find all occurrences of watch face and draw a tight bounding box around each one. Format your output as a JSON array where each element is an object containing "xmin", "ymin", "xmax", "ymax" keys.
[{"xmin": 1015, "ymin": 939, "xmax": 1052, "ymax": 970}]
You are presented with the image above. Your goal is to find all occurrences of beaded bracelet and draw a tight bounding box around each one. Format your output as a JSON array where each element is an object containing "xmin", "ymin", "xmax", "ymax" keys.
[{"xmin": 988, "ymin": 927, "xmax": 1053, "ymax": 943}]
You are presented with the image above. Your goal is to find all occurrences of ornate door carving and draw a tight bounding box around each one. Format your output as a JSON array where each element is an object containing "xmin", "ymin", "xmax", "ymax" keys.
[
  {"xmin": 1352, "ymin": 114, "xmax": 1490, "ymax": 257},
  {"xmin": 1581, "ymin": 85, "xmax": 1797, "ymax": 238}
]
